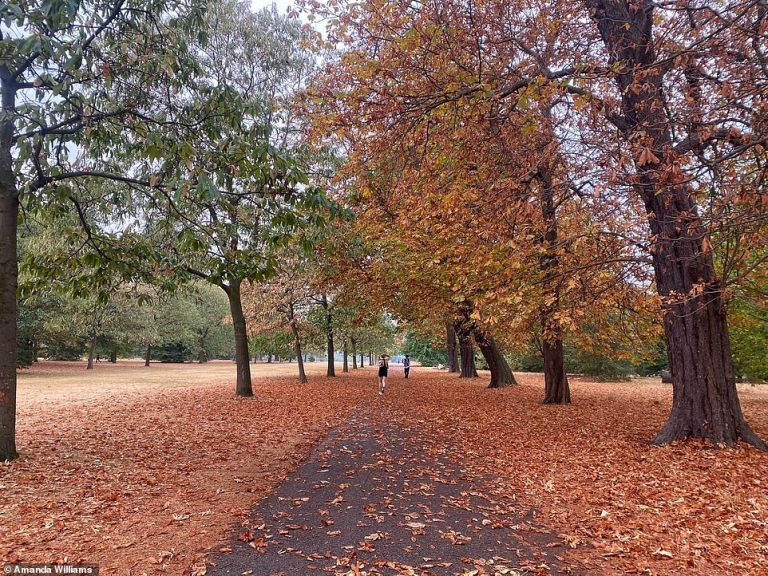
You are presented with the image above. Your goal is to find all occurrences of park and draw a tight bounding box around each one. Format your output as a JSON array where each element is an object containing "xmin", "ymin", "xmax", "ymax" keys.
[
  {"xmin": 1, "ymin": 0, "xmax": 767, "ymax": 575},
  {"xmin": 2, "ymin": 360, "xmax": 767, "ymax": 575}
]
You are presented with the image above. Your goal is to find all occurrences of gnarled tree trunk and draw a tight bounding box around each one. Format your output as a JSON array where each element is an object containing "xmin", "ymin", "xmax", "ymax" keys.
[
  {"xmin": 586, "ymin": 0, "xmax": 764, "ymax": 448},
  {"xmin": 473, "ymin": 330, "xmax": 516, "ymax": 388},
  {"xmin": 459, "ymin": 301, "xmax": 515, "ymax": 388},
  {"xmin": 224, "ymin": 280, "xmax": 253, "ymax": 397},
  {"xmin": 454, "ymin": 321, "xmax": 478, "ymax": 378},
  {"xmin": 543, "ymin": 339, "xmax": 570, "ymax": 404}
]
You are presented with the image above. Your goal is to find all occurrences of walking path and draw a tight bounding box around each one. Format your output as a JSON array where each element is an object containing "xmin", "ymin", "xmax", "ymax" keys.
[{"xmin": 208, "ymin": 404, "xmax": 578, "ymax": 576}]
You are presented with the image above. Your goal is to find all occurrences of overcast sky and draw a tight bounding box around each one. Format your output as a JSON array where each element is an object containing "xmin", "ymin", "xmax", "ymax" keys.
[{"xmin": 250, "ymin": 0, "xmax": 294, "ymax": 13}]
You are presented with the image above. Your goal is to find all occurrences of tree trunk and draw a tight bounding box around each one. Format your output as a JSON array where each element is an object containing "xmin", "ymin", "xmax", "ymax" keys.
[
  {"xmin": 145, "ymin": 344, "xmax": 151, "ymax": 367},
  {"xmin": 224, "ymin": 280, "xmax": 253, "ymax": 397},
  {"xmin": 446, "ymin": 323, "xmax": 459, "ymax": 373},
  {"xmin": 267, "ymin": 353, "xmax": 272, "ymax": 363},
  {"xmin": 543, "ymin": 338, "xmax": 570, "ymax": 404},
  {"xmin": 457, "ymin": 301, "xmax": 514, "ymax": 387},
  {"xmin": 288, "ymin": 302, "xmax": 307, "ymax": 384},
  {"xmin": 87, "ymin": 337, "xmax": 97, "ymax": 370},
  {"xmin": 110, "ymin": 348, "xmax": 117, "ymax": 363},
  {"xmin": 538, "ymin": 150, "xmax": 571, "ymax": 405},
  {"xmin": 322, "ymin": 294, "xmax": 335, "ymax": 377},
  {"xmin": 360, "ymin": 353, "xmax": 364, "ymax": 368},
  {"xmin": 473, "ymin": 330, "xmax": 516, "ymax": 388},
  {"xmin": 454, "ymin": 321, "xmax": 478, "ymax": 378},
  {"xmin": 351, "ymin": 337, "xmax": 358, "ymax": 369},
  {"xmin": 587, "ymin": 0, "xmax": 764, "ymax": 448},
  {"xmin": 368, "ymin": 352, "xmax": 373, "ymax": 366},
  {"xmin": 0, "ymin": 76, "xmax": 18, "ymax": 460},
  {"xmin": 342, "ymin": 339, "xmax": 349, "ymax": 373}
]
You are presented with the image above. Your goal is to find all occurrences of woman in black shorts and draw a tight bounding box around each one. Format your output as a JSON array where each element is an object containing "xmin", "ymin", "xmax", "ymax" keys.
[{"xmin": 378, "ymin": 355, "xmax": 389, "ymax": 395}]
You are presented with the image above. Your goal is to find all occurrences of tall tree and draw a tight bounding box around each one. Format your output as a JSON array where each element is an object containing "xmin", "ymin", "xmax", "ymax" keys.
[
  {"xmin": 581, "ymin": 0, "xmax": 767, "ymax": 447},
  {"xmin": 0, "ymin": 0, "xmax": 208, "ymax": 460},
  {"xmin": 139, "ymin": 1, "xmax": 334, "ymax": 396}
]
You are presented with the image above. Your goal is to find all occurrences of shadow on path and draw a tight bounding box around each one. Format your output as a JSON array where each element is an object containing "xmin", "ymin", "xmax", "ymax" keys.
[{"xmin": 208, "ymin": 405, "xmax": 579, "ymax": 576}]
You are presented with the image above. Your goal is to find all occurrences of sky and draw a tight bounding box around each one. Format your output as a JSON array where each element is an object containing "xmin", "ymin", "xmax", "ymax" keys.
[{"xmin": 250, "ymin": 0, "xmax": 294, "ymax": 13}]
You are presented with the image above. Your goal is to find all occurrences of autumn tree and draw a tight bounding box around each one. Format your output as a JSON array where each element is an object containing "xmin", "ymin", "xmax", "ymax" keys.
[
  {"xmin": 243, "ymin": 250, "xmax": 315, "ymax": 383},
  {"xmin": 577, "ymin": 0, "xmax": 768, "ymax": 447}
]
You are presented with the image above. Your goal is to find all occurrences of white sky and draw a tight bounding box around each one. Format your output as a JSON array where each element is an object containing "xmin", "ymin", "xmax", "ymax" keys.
[{"xmin": 250, "ymin": 0, "xmax": 294, "ymax": 13}]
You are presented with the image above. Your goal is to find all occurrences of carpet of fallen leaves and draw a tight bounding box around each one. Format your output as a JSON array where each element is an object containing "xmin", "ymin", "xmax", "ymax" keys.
[
  {"xmin": 3, "ymin": 363, "xmax": 767, "ymax": 576},
  {"xmin": 2, "ymin": 361, "xmax": 367, "ymax": 575},
  {"xmin": 376, "ymin": 372, "xmax": 768, "ymax": 576}
]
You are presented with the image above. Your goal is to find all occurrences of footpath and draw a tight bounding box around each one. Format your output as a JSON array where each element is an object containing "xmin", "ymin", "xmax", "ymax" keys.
[{"xmin": 207, "ymin": 404, "xmax": 579, "ymax": 576}]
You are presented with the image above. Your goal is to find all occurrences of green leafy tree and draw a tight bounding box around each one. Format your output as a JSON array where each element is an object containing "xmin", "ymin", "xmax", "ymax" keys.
[
  {"xmin": 138, "ymin": 1, "xmax": 335, "ymax": 396},
  {"xmin": 402, "ymin": 331, "xmax": 447, "ymax": 368},
  {"xmin": 0, "ymin": 0, "xmax": 210, "ymax": 460}
]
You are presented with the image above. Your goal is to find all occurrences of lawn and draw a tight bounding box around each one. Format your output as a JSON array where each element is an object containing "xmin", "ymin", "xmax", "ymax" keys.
[{"xmin": 2, "ymin": 362, "xmax": 766, "ymax": 575}]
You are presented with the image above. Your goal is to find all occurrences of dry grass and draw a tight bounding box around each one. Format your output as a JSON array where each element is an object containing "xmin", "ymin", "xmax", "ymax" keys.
[{"xmin": 16, "ymin": 359, "xmax": 332, "ymax": 407}]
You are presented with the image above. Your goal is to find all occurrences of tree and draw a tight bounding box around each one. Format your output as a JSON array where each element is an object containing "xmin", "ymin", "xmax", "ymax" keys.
[
  {"xmin": 581, "ymin": 0, "xmax": 767, "ymax": 447},
  {"xmin": 0, "ymin": 0, "xmax": 212, "ymax": 460},
  {"xmin": 402, "ymin": 330, "xmax": 447, "ymax": 367},
  {"xmin": 243, "ymin": 250, "xmax": 315, "ymax": 383},
  {"xmin": 132, "ymin": 1, "xmax": 336, "ymax": 396}
]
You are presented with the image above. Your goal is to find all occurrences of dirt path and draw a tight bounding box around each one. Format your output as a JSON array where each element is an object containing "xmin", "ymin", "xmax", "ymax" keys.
[{"xmin": 209, "ymin": 402, "xmax": 577, "ymax": 576}]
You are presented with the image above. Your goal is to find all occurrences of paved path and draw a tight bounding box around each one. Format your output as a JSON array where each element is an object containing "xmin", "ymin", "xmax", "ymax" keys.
[{"xmin": 208, "ymin": 406, "xmax": 577, "ymax": 576}]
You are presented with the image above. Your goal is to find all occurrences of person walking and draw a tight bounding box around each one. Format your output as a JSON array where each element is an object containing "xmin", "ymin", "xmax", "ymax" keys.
[
  {"xmin": 378, "ymin": 354, "xmax": 389, "ymax": 395},
  {"xmin": 403, "ymin": 355, "xmax": 411, "ymax": 379}
]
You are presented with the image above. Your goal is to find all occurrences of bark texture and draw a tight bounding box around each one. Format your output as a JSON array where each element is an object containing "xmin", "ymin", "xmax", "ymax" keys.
[
  {"xmin": 446, "ymin": 323, "xmax": 459, "ymax": 373},
  {"xmin": 225, "ymin": 280, "xmax": 253, "ymax": 397},
  {"xmin": 454, "ymin": 321, "xmax": 478, "ymax": 378},
  {"xmin": 586, "ymin": 0, "xmax": 764, "ymax": 448},
  {"xmin": 473, "ymin": 331, "xmax": 516, "ymax": 388},
  {"xmin": 0, "ymin": 72, "xmax": 17, "ymax": 460},
  {"xmin": 543, "ymin": 339, "xmax": 570, "ymax": 404}
]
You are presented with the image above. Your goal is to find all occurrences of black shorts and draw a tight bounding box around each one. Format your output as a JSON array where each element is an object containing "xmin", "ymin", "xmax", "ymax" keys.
[{"xmin": 378, "ymin": 367, "xmax": 388, "ymax": 377}]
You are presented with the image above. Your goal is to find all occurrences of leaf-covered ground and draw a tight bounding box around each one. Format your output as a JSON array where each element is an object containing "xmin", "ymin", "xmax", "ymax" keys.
[
  {"xmin": 377, "ymin": 372, "xmax": 768, "ymax": 576},
  {"xmin": 3, "ymin": 361, "xmax": 367, "ymax": 575},
  {"xmin": 2, "ymin": 363, "xmax": 767, "ymax": 575}
]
